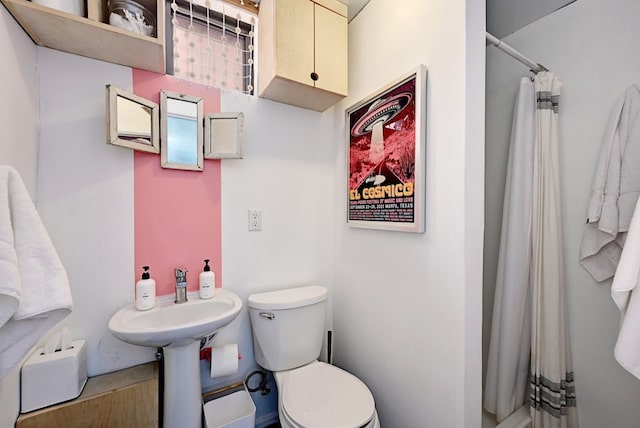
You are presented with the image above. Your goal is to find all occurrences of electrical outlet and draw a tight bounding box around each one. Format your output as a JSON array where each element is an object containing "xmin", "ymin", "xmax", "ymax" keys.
[{"xmin": 248, "ymin": 209, "xmax": 262, "ymax": 231}]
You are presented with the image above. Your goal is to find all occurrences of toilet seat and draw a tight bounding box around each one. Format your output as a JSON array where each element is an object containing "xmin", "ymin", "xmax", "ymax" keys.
[{"xmin": 279, "ymin": 361, "xmax": 375, "ymax": 428}]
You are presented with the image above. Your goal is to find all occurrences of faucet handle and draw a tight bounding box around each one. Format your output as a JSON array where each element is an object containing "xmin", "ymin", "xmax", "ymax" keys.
[{"xmin": 175, "ymin": 268, "xmax": 188, "ymax": 279}]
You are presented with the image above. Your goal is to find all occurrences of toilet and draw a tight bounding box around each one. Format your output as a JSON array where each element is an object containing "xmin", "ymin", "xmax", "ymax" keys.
[{"xmin": 248, "ymin": 285, "xmax": 380, "ymax": 428}]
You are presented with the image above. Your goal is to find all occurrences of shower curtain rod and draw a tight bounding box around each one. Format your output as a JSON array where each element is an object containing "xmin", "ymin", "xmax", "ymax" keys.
[{"xmin": 486, "ymin": 32, "xmax": 549, "ymax": 74}]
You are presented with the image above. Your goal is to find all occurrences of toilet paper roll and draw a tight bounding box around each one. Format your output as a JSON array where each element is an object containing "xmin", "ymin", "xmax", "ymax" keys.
[{"xmin": 210, "ymin": 344, "xmax": 239, "ymax": 378}]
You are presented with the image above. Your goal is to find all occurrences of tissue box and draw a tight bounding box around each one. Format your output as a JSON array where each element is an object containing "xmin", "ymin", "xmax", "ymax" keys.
[{"xmin": 21, "ymin": 339, "xmax": 88, "ymax": 412}]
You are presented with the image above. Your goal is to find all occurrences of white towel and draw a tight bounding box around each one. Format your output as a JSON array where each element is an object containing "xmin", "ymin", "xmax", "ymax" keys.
[
  {"xmin": 612, "ymin": 196, "xmax": 640, "ymax": 379},
  {"xmin": 580, "ymin": 85, "xmax": 640, "ymax": 282},
  {"xmin": 0, "ymin": 165, "xmax": 72, "ymax": 378}
]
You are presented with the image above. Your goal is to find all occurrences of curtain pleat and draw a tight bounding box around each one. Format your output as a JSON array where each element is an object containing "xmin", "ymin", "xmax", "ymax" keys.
[{"xmin": 484, "ymin": 77, "xmax": 535, "ymax": 423}]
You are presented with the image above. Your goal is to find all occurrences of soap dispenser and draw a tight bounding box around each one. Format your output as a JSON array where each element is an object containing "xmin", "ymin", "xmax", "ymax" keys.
[
  {"xmin": 199, "ymin": 259, "xmax": 215, "ymax": 299},
  {"xmin": 136, "ymin": 266, "xmax": 156, "ymax": 310}
]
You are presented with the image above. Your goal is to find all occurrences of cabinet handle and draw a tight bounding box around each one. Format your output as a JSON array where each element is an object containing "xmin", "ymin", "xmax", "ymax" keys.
[{"xmin": 310, "ymin": 72, "xmax": 319, "ymax": 81}]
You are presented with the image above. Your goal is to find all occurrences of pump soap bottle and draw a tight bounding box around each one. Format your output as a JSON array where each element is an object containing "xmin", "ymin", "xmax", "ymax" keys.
[
  {"xmin": 136, "ymin": 266, "xmax": 156, "ymax": 310},
  {"xmin": 199, "ymin": 259, "xmax": 215, "ymax": 299}
]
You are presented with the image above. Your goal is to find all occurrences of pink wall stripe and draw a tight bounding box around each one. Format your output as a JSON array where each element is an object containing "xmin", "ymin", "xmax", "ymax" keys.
[{"xmin": 132, "ymin": 69, "xmax": 222, "ymax": 297}]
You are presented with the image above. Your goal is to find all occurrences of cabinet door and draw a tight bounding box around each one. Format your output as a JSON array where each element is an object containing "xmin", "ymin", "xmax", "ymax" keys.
[
  {"xmin": 314, "ymin": 3, "xmax": 347, "ymax": 95},
  {"xmin": 275, "ymin": 0, "xmax": 315, "ymax": 86}
]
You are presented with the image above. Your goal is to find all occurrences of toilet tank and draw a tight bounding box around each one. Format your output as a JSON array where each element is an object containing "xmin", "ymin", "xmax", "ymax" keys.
[{"xmin": 248, "ymin": 286, "xmax": 327, "ymax": 372}]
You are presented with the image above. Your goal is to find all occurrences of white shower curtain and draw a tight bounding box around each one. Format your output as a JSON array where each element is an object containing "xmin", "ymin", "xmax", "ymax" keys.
[
  {"xmin": 529, "ymin": 72, "xmax": 577, "ymax": 428},
  {"xmin": 485, "ymin": 72, "xmax": 578, "ymax": 427},
  {"xmin": 484, "ymin": 77, "xmax": 535, "ymax": 423}
]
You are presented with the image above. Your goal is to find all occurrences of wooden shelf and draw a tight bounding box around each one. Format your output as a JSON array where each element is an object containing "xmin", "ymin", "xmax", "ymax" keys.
[{"xmin": 1, "ymin": 0, "xmax": 166, "ymax": 73}]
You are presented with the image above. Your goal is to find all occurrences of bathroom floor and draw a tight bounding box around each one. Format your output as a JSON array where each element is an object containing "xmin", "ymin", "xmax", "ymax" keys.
[
  {"xmin": 482, "ymin": 406, "xmax": 532, "ymax": 428},
  {"xmin": 483, "ymin": 409, "xmax": 498, "ymax": 428}
]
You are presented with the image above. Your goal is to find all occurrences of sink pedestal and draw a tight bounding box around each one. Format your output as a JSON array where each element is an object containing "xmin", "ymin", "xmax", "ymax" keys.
[
  {"xmin": 108, "ymin": 290, "xmax": 243, "ymax": 428},
  {"xmin": 163, "ymin": 341, "xmax": 202, "ymax": 428}
]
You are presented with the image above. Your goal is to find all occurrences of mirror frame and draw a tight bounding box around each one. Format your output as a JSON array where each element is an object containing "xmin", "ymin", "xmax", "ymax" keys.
[
  {"xmin": 160, "ymin": 90, "xmax": 204, "ymax": 171},
  {"xmin": 204, "ymin": 112, "xmax": 245, "ymax": 159},
  {"xmin": 106, "ymin": 84, "xmax": 159, "ymax": 154}
]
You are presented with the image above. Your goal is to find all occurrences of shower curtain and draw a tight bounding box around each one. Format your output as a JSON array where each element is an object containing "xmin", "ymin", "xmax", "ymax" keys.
[
  {"xmin": 485, "ymin": 72, "xmax": 578, "ymax": 427},
  {"xmin": 528, "ymin": 72, "xmax": 577, "ymax": 428},
  {"xmin": 484, "ymin": 77, "xmax": 535, "ymax": 423}
]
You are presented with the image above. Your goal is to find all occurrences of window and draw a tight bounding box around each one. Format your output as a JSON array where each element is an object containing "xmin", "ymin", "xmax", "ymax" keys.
[{"xmin": 166, "ymin": 0, "xmax": 256, "ymax": 95}]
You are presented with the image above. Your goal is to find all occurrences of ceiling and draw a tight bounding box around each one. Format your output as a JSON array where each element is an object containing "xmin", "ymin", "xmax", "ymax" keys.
[
  {"xmin": 339, "ymin": 0, "xmax": 371, "ymax": 22},
  {"xmin": 340, "ymin": 0, "xmax": 577, "ymax": 36},
  {"xmin": 487, "ymin": 0, "xmax": 577, "ymax": 38}
]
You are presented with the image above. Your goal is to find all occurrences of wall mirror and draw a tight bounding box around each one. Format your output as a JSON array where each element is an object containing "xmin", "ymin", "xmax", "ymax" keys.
[
  {"xmin": 106, "ymin": 85, "xmax": 159, "ymax": 153},
  {"xmin": 160, "ymin": 90, "xmax": 204, "ymax": 171},
  {"xmin": 204, "ymin": 112, "xmax": 245, "ymax": 159}
]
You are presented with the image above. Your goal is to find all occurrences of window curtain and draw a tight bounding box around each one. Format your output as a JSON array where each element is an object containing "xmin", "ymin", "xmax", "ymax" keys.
[{"xmin": 170, "ymin": 0, "xmax": 256, "ymax": 94}]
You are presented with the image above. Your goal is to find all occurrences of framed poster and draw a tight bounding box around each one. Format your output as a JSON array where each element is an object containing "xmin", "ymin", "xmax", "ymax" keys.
[{"xmin": 346, "ymin": 65, "xmax": 427, "ymax": 233}]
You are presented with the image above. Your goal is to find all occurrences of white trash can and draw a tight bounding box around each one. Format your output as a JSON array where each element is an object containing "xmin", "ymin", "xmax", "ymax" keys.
[{"xmin": 203, "ymin": 389, "xmax": 256, "ymax": 428}]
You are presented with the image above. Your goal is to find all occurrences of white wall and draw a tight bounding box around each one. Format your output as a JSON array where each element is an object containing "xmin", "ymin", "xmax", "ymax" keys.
[
  {"xmin": 218, "ymin": 91, "xmax": 335, "ymax": 302},
  {"xmin": 35, "ymin": 48, "xmax": 153, "ymax": 376},
  {"xmin": 484, "ymin": 0, "xmax": 640, "ymax": 426},
  {"xmin": 331, "ymin": 0, "xmax": 485, "ymax": 427},
  {"xmin": 0, "ymin": 7, "xmax": 39, "ymax": 199},
  {"xmin": 0, "ymin": 6, "xmax": 39, "ymax": 426},
  {"xmin": 205, "ymin": 90, "xmax": 335, "ymax": 425}
]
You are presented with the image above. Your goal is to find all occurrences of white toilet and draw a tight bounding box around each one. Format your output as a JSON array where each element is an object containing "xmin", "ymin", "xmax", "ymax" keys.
[{"xmin": 248, "ymin": 285, "xmax": 380, "ymax": 428}]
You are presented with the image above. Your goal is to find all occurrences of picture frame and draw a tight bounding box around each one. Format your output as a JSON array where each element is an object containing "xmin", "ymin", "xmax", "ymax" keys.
[
  {"xmin": 106, "ymin": 85, "xmax": 159, "ymax": 154},
  {"xmin": 345, "ymin": 65, "xmax": 427, "ymax": 233},
  {"xmin": 204, "ymin": 112, "xmax": 245, "ymax": 159}
]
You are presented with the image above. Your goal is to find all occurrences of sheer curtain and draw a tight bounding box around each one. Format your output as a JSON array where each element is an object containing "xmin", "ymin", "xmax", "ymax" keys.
[{"xmin": 169, "ymin": 0, "xmax": 256, "ymax": 94}]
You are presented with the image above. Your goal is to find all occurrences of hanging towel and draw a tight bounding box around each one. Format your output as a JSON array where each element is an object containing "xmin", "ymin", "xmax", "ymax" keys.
[
  {"xmin": 0, "ymin": 165, "xmax": 72, "ymax": 378},
  {"xmin": 484, "ymin": 77, "xmax": 535, "ymax": 423},
  {"xmin": 579, "ymin": 85, "xmax": 640, "ymax": 282},
  {"xmin": 611, "ymin": 196, "xmax": 640, "ymax": 379}
]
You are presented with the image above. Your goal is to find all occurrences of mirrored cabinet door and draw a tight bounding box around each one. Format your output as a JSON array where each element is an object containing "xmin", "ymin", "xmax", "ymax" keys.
[
  {"xmin": 106, "ymin": 85, "xmax": 159, "ymax": 153},
  {"xmin": 204, "ymin": 112, "xmax": 245, "ymax": 159},
  {"xmin": 160, "ymin": 90, "xmax": 204, "ymax": 171}
]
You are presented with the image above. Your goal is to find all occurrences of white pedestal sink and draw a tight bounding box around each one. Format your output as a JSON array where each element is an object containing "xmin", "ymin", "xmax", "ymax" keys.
[{"xmin": 108, "ymin": 289, "xmax": 242, "ymax": 428}]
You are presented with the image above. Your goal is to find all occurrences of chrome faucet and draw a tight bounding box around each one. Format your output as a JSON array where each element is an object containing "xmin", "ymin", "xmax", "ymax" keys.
[{"xmin": 174, "ymin": 268, "xmax": 188, "ymax": 303}]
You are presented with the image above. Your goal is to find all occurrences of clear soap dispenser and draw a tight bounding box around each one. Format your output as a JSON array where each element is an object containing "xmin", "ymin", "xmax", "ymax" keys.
[
  {"xmin": 135, "ymin": 266, "xmax": 156, "ymax": 310},
  {"xmin": 199, "ymin": 259, "xmax": 215, "ymax": 299}
]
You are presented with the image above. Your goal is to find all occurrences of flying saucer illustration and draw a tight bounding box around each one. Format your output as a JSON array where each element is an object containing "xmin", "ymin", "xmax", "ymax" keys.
[{"xmin": 351, "ymin": 92, "xmax": 413, "ymax": 162}]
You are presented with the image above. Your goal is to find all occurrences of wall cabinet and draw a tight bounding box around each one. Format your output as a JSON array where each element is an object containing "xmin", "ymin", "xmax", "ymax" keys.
[
  {"xmin": 0, "ymin": 0, "xmax": 166, "ymax": 73},
  {"xmin": 258, "ymin": 0, "xmax": 348, "ymax": 112}
]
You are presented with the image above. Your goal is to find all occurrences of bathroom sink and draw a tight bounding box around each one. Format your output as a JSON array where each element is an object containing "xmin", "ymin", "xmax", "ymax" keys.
[
  {"xmin": 108, "ymin": 289, "xmax": 242, "ymax": 348},
  {"xmin": 109, "ymin": 288, "xmax": 242, "ymax": 427}
]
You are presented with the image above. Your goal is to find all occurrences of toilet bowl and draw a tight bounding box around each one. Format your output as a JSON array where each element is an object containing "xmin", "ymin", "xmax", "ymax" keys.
[
  {"xmin": 248, "ymin": 286, "xmax": 380, "ymax": 428},
  {"xmin": 275, "ymin": 361, "xmax": 379, "ymax": 428}
]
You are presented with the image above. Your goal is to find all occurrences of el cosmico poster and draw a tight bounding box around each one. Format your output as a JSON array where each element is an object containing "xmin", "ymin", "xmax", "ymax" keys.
[{"xmin": 348, "ymin": 73, "xmax": 418, "ymax": 226}]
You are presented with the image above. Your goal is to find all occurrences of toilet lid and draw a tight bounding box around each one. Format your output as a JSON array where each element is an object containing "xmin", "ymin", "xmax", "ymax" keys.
[{"xmin": 281, "ymin": 361, "xmax": 375, "ymax": 428}]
